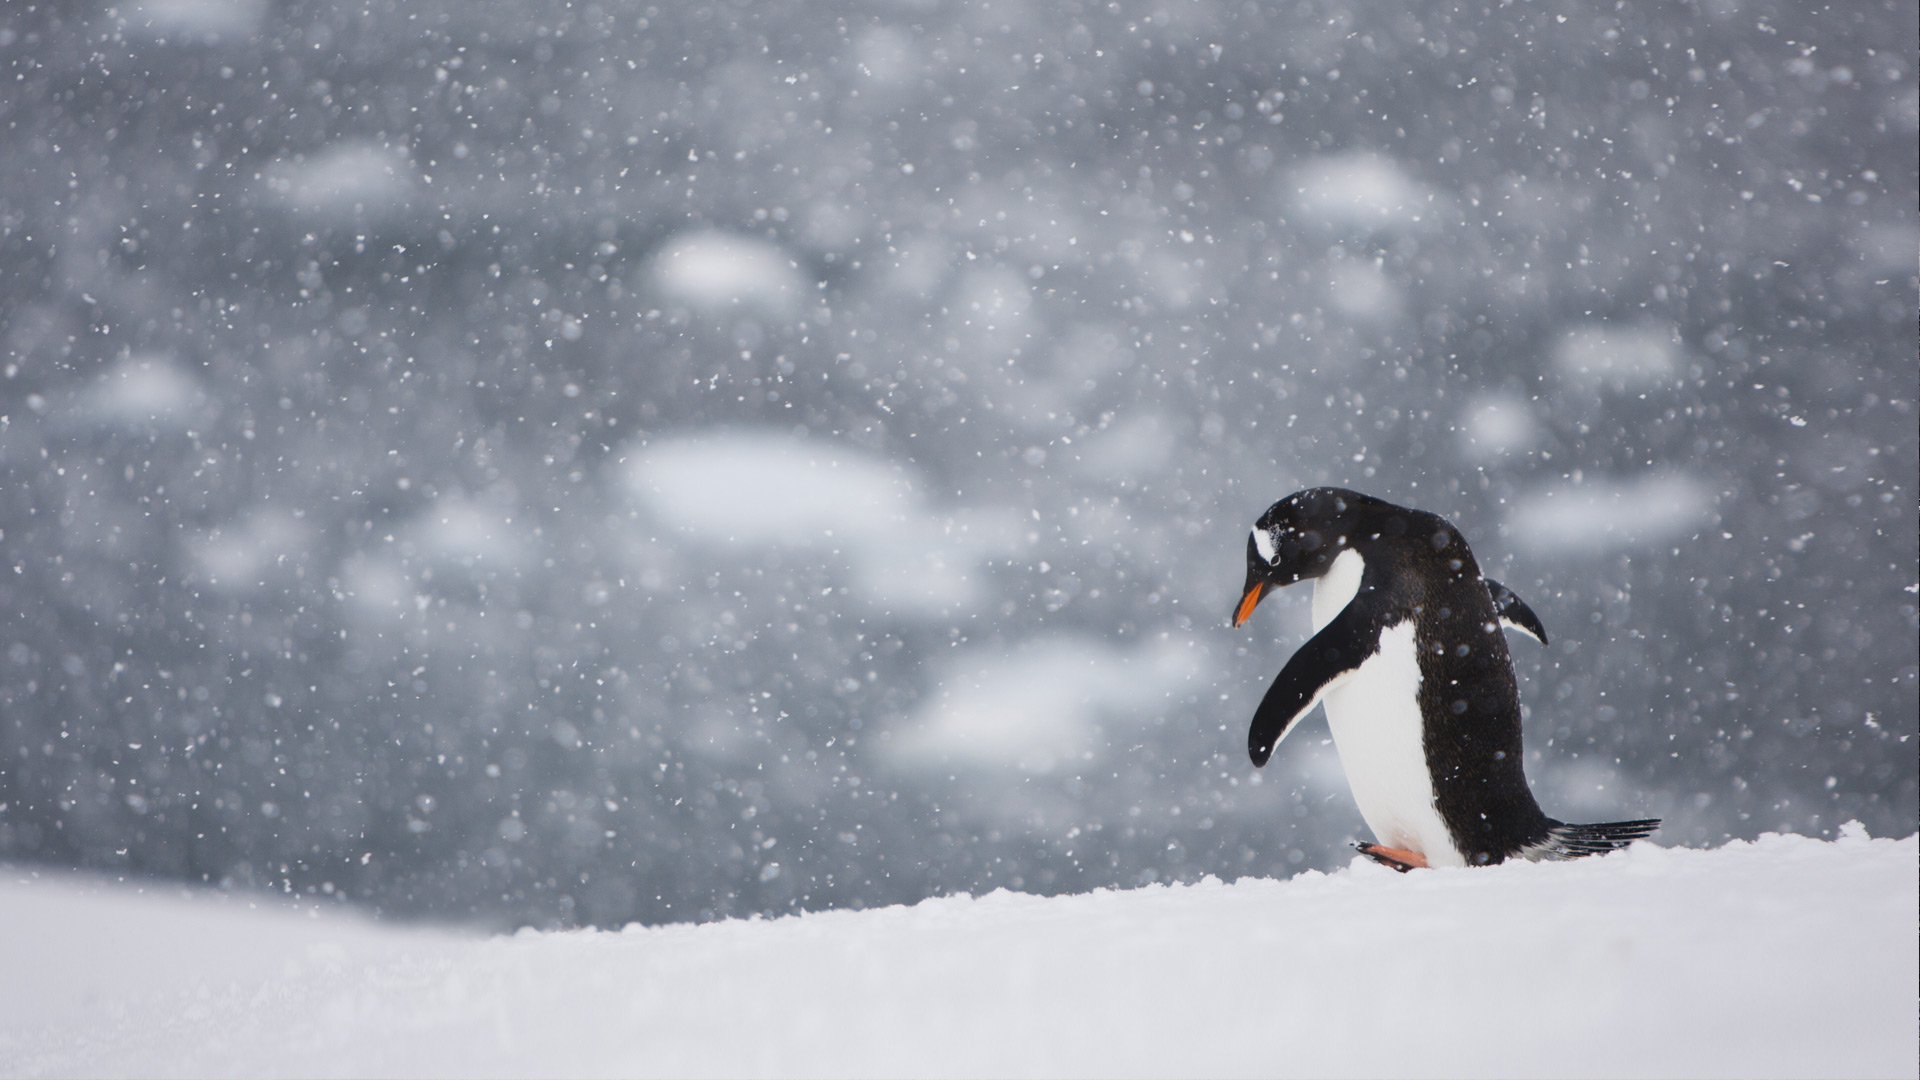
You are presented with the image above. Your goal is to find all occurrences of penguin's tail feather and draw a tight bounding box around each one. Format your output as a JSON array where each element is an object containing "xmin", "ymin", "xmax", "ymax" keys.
[{"xmin": 1528, "ymin": 818, "xmax": 1661, "ymax": 861}]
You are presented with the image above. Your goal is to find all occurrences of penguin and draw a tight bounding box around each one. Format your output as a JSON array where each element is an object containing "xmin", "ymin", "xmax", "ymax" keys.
[{"xmin": 1231, "ymin": 487, "xmax": 1659, "ymax": 871}]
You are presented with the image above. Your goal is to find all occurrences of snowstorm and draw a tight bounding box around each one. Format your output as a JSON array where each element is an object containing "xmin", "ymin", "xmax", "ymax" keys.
[{"xmin": 0, "ymin": 0, "xmax": 1913, "ymax": 939}]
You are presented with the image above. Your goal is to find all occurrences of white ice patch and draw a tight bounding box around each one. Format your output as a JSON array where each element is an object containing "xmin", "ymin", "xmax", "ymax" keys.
[
  {"xmin": 1289, "ymin": 152, "xmax": 1433, "ymax": 229},
  {"xmin": 262, "ymin": 142, "xmax": 415, "ymax": 222},
  {"xmin": 1553, "ymin": 323, "xmax": 1681, "ymax": 388},
  {"xmin": 1506, "ymin": 474, "xmax": 1710, "ymax": 556},
  {"xmin": 626, "ymin": 433, "xmax": 1018, "ymax": 616},
  {"xmin": 1460, "ymin": 394, "xmax": 1537, "ymax": 458},
  {"xmin": 648, "ymin": 231, "xmax": 804, "ymax": 315},
  {"xmin": 885, "ymin": 635, "xmax": 1201, "ymax": 775},
  {"xmin": 77, "ymin": 356, "xmax": 203, "ymax": 429}
]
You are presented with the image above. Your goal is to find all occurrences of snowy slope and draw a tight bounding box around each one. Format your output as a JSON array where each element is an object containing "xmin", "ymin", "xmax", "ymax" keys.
[{"xmin": 3, "ymin": 831, "xmax": 1913, "ymax": 1079}]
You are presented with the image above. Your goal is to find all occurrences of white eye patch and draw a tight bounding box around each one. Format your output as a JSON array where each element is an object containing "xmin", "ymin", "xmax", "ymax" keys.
[{"xmin": 1251, "ymin": 527, "xmax": 1277, "ymax": 564}]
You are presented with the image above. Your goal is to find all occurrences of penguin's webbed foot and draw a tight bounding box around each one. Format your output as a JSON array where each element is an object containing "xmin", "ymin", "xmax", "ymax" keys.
[{"xmin": 1354, "ymin": 843, "xmax": 1429, "ymax": 873}]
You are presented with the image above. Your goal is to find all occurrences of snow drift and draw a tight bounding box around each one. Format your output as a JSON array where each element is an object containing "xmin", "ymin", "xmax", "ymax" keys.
[{"xmin": 3, "ymin": 830, "xmax": 1911, "ymax": 1079}]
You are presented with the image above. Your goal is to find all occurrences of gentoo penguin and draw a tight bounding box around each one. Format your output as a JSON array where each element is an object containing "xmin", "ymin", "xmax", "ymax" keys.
[{"xmin": 1231, "ymin": 487, "xmax": 1659, "ymax": 871}]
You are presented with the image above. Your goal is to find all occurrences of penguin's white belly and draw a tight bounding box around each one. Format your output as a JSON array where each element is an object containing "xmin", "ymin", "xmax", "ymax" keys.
[
  {"xmin": 1309, "ymin": 552, "xmax": 1461, "ymax": 866},
  {"xmin": 1318, "ymin": 623, "xmax": 1462, "ymax": 867}
]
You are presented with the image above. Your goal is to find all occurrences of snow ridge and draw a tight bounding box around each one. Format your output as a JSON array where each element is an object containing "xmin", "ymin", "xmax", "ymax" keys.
[{"xmin": 2, "ymin": 830, "xmax": 1912, "ymax": 1079}]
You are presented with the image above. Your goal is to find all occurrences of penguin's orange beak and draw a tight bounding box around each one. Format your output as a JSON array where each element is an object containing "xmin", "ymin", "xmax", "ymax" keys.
[{"xmin": 1232, "ymin": 582, "xmax": 1271, "ymax": 628}]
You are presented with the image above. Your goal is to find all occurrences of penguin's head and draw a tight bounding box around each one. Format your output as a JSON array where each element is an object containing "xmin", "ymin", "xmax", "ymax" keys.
[{"xmin": 1232, "ymin": 486, "xmax": 1375, "ymax": 627}]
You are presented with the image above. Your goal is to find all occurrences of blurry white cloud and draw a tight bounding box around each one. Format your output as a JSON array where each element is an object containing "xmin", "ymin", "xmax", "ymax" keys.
[
  {"xmin": 120, "ymin": 0, "xmax": 264, "ymax": 38},
  {"xmin": 77, "ymin": 355, "xmax": 204, "ymax": 429},
  {"xmin": 1506, "ymin": 474, "xmax": 1710, "ymax": 555},
  {"xmin": 868, "ymin": 234, "xmax": 951, "ymax": 299},
  {"xmin": 854, "ymin": 26, "xmax": 920, "ymax": 85},
  {"xmin": 649, "ymin": 231, "xmax": 805, "ymax": 315},
  {"xmin": 956, "ymin": 266, "xmax": 1034, "ymax": 336},
  {"xmin": 1459, "ymin": 395, "xmax": 1537, "ymax": 459},
  {"xmin": 189, "ymin": 511, "xmax": 310, "ymax": 591},
  {"xmin": 1553, "ymin": 323, "xmax": 1682, "ymax": 388},
  {"xmin": 412, "ymin": 496, "xmax": 527, "ymax": 571},
  {"xmin": 1290, "ymin": 152, "xmax": 1434, "ymax": 229},
  {"xmin": 629, "ymin": 433, "xmax": 916, "ymax": 546},
  {"xmin": 801, "ymin": 201, "xmax": 866, "ymax": 253},
  {"xmin": 626, "ymin": 433, "xmax": 1019, "ymax": 616},
  {"xmin": 1076, "ymin": 413, "xmax": 1176, "ymax": 481},
  {"xmin": 884, "ymin": 635, "xmax": 1202, "ymax": 775},
  {"xmin": 1848, "ymin": 221, "xmax": 1919, "ymax": 270},
  {"xmin": 1325, "ymin": 258, "xmax": 1399, "ymax": 321},
  {"xmin": 262, "ymin": 142, "xmax": 416, "ymax": 221}
]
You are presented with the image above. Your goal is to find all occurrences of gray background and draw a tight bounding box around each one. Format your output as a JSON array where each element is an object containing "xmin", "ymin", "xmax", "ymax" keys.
[{"xmin": 0, "ymin": 0, "xmax": 1913, "ymax": 928}]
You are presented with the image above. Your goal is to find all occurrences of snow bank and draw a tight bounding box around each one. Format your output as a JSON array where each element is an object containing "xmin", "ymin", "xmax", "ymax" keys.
[{"xmin": 3, "ymin": 831, "xmax": 1911, "ymax": 1078}]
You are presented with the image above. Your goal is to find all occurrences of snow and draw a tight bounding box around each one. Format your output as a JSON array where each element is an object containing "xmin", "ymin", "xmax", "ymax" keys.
[{"xmin": 3, "ymin": 831, "xmax": 1911, "ymax": 1079}]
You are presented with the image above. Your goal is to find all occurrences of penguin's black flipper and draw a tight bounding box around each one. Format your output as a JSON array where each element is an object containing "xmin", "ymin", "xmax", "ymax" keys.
[
  {"xmin": 1247, "ymin": 609, "xmax": 1377, "ymax": 767},
  {"xmin": 1484, "ymin": 578, "xmax": 1549, "ymax": 646}
]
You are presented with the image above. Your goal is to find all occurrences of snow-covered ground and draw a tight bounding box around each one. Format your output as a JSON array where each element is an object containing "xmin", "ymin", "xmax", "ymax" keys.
[{"xmin": 4, "ymin": 830, "xmax": 1912, "ymax": 1079}]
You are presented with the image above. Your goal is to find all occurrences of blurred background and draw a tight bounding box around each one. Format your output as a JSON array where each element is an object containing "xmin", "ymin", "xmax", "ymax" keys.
[{"xmin": 0, "ymin": 0, "xmax": 1912, "ymax": 929}]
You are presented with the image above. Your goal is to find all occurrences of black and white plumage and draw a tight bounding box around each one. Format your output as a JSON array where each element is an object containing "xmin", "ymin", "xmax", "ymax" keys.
[{"xmin": 1231, "ymin": 487, "xmax": 1659, "ymax": 870}]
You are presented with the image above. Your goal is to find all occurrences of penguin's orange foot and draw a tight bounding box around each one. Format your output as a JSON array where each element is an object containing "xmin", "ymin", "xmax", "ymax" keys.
[{"xmin": 1355, "ymin": 843, "xmax": 1429, "ymax": 872}]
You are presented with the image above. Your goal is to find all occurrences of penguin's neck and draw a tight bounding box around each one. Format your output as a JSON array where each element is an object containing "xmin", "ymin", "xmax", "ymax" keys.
[{"xmin": 1311, "ymin": 548, "xmax": 1366, "ymax": 631}]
